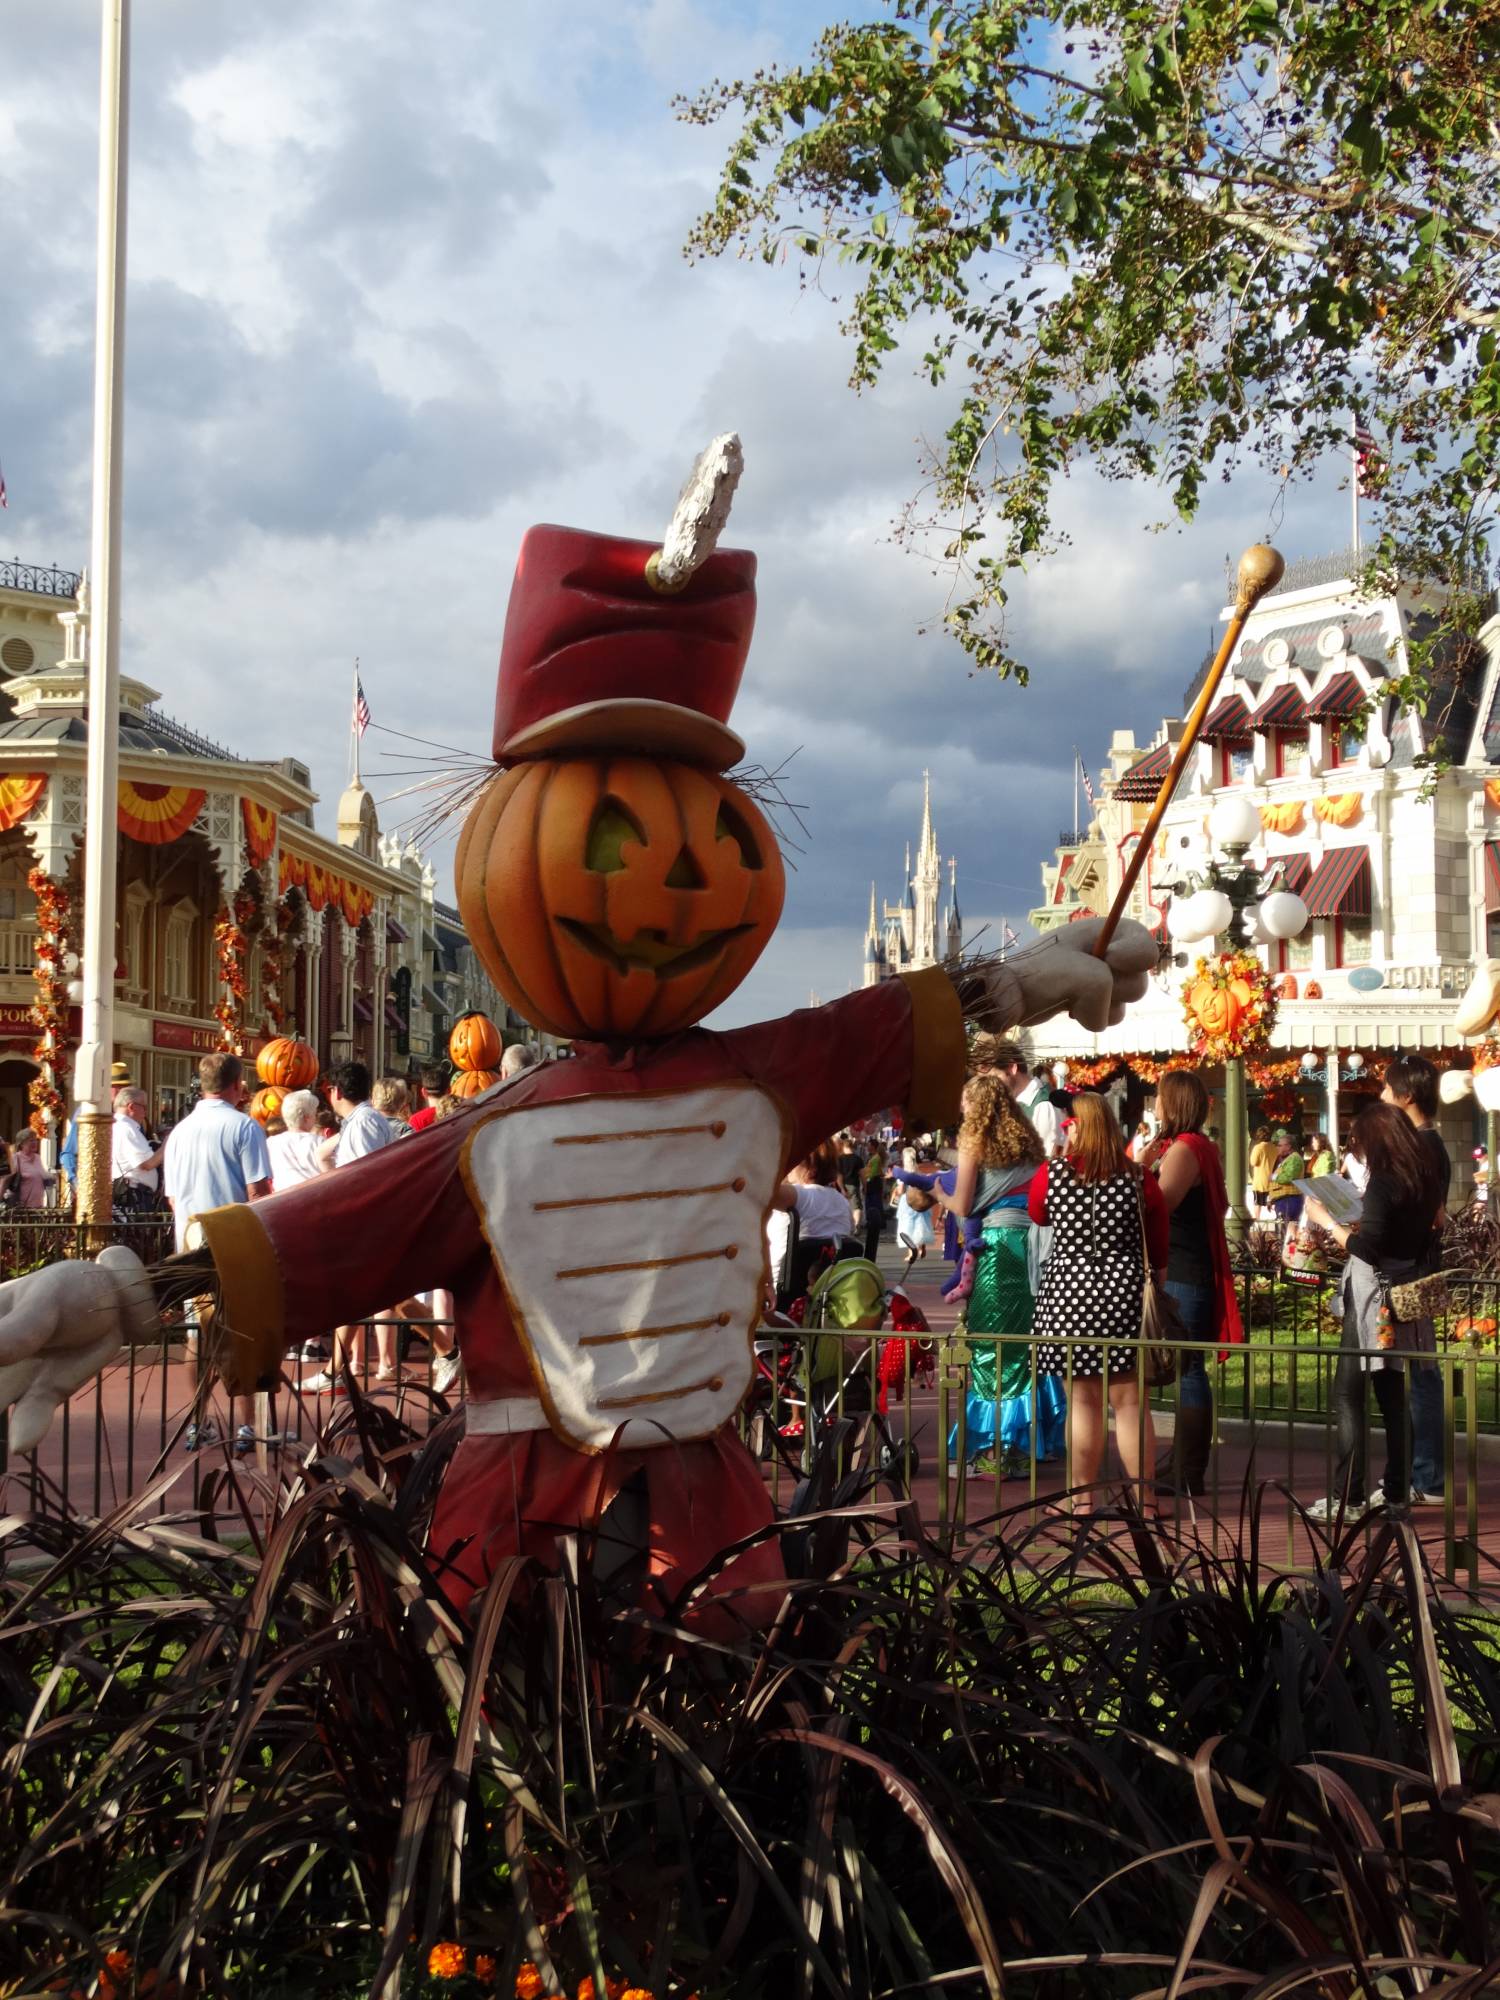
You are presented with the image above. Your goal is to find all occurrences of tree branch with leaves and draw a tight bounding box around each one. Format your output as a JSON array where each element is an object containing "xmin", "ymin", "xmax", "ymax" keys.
[{"xmin": 683, "ymin": 0, "xmax": 1500, "ymax": 700}]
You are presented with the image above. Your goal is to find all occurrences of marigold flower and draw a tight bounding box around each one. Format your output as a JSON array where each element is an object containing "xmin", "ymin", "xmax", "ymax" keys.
[
  {"xmin": 104, "ymin": 1951, "xmax": 132, "ymax": 1976},
  {"xmin": 577, "ymin": 1982, "xmax": 596, "ymax": 2000},
  {"xmin": 621, "ymin": 1989, "xmax": 654, "ymax": 1999},
  {"xmin": 515, "ymin": 1965, "xmax": 544, "ymax": 2000},
  {"xmin": 474, "ymin": 1954, "xmax": 497, "ymax": 1988},
  {"xmin": 428, "ymin": 1942, "xmax": 467, "ymax": 1979}
]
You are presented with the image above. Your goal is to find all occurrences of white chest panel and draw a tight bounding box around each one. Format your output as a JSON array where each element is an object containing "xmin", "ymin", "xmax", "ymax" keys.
[{"xmin": 462, "ymin": 1083, "xmax": 787, "ymax": 1452}]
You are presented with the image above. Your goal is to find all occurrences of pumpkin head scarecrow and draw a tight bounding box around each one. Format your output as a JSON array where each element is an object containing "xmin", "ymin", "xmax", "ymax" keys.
[{"xmin": 0, "ymin": 437, "xmax": 1157, "ymax": 1623}]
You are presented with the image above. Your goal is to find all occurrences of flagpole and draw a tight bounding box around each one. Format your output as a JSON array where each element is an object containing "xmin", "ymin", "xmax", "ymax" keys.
[
  {"xmin": 75, "ymin": 0, "xmax": 131, "ymax": 1235},
  {"xmin": 1073, "ymin": 752, "xmax": 1079, "ymax": 839},
  {"xmin": 1351, "ymin": 427, "xmax": 1361, "ymax": 561},
  {"xmin": 352, "ymin": 659, "xmax": 360, "ymax": 785}
]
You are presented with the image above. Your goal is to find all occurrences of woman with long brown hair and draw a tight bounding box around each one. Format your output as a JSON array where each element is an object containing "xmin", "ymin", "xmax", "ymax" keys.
[
  {"xmin": 1029, "ymin": 1092, "xmax": 1170, "ymax": 1511},
  {"xmin": 934, "ymin": 1073, "xmax": 1058, "ymax": 1471},
  {"xmin": 1304, "ymin": 1099, "xmax": 1447, "ymax": 1519},
  {"xmin": 1149, "ymin": 1069, "xmax": 1243, "ymax": 1497}
]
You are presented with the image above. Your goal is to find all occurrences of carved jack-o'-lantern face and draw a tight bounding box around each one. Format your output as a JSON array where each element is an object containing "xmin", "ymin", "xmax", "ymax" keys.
[{"xmin": 456, "ymin": 755, "xmax": 785, "ymax": 1039}]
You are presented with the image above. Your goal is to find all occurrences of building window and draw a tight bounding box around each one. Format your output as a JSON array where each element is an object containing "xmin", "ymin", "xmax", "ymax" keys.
[
  {"xmin": 1333, "ymin": 916, "xmax": 1372, "ymax": 967},
  {"xmin": 1219, "ymin": 744, "xmax": 1253, "ymax": 786},
  {"xmin": 164, "ymin": 909, "xmax": 196, "ymax": 1004},
  {"xmin": 1274, "ymin": 732, "xmax": 1309, "ymax": 778},
  {"xmin": 1285, "ymin": 926, "xmax": 1314, "ymax": 972}
]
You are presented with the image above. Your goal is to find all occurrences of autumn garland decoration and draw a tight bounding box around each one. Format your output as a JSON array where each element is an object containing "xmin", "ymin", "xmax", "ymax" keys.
[
  {"xmin": 212, "ymin": 883, "xmax": 260, "ymax": 1052},
  {"xmin": 1183, "ymin": 948, "xmax": 1278, "ymax": 1064},
  {"xmin": 27, "ymin": 868, "xmax": 74, "ymax": 1139}
]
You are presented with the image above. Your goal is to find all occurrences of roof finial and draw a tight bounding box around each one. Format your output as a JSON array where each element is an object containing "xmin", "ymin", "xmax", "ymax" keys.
[{"xmin": 646, "ymin": 433, "xmax": 744, "ymax": 593}]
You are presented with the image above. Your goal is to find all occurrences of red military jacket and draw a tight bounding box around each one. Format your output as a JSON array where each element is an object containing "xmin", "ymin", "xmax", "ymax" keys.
[{"xmin": 195, "ymin": 969, "xmax": 962, "ymax": 1614}]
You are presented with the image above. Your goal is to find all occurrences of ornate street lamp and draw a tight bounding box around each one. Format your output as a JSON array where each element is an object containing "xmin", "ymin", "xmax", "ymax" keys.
[{"xmin": 1164, "ymin": 792, "xmax": 1309, "ymax": 1240}]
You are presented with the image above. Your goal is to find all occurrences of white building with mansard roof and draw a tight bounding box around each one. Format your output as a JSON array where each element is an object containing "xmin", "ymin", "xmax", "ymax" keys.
[{"xmin": 1025, "ymin": 549, "xmax": 1500, "ymax": 1094}]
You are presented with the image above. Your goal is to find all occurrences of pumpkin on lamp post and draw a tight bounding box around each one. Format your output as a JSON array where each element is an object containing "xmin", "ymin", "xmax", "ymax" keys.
[{"xmin": 256, "ymin": 1037, "xmax": 319, "ymax": 1093}]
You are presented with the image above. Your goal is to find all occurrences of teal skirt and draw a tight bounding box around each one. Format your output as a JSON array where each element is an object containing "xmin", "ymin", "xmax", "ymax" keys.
[{"xmin": 950, "ymin": 1225, "xmax": 1066, "ymax": 1461}]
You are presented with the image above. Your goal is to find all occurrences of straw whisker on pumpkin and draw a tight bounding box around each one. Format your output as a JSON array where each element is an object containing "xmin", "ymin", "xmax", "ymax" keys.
[{"xmin": 723, "ymin": 752, "xmax": 808, "ymax": 866}]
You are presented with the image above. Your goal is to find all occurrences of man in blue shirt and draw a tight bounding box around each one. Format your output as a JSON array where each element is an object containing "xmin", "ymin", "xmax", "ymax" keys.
[{"xmin": 162, "ymin": 1051, "xmax": 271, "ymax": 1453}]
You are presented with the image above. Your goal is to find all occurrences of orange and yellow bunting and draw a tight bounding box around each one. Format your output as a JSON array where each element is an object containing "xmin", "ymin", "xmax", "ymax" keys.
[
  {"xmin": 241, "ymin": 797, "xmax": 278, "ymax": 867},
  {"xmin": 1486, "ymin": 778, "xmax": 1500, "ymax": 813},
  {"xmin": 118, "ymin": 779, "xmax": 206, "ymax": 845},
  {"xmin": 278, "ymin": 850, "xmax": 308, "ymax": 896},
  {"xmin": 339, "ymin": 875, "xmax": 374, "ymax": 926},
  {"xmin": 303, "ymin": 861, "xmax": 331, "ymax": 912},
  {"xmin": 0, "ymin": 773, "xmax": 46, "ymax": 833},
  {"xmin": 1312, "ymin": 791, "xmax": 1362, "ymax": 827}
]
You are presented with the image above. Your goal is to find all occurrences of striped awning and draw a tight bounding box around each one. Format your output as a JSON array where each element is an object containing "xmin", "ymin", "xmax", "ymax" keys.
[
  {"xmin": 1200, "ymin": 693, "xmax": 1254, "ymax": 742},
  {"xmin": 1256, "ymin": 683, "xmax": 1309, "ymax": 731},
  {"xmin": 1486, "ymin": 843, "xmax": 1500, "ymax": 915},
  {"xmin": 1114, "ymin": 742, "xmax": 1176, "ymax": 801},
  {"xmin": 1305, "ymin": 671, "xmax": 1365, "ymax": 720},
  {"xmin": 1269, "ymin": 851, "xmax": 1311, "ymax": 896},
  {"xmin": 1302, "ymin": 845, "xmax": 1371, "ymax": 918}
]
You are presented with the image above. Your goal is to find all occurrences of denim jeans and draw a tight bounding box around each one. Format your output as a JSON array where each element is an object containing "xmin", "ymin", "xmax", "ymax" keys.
[
  {"xmin": 1163, "ymin": 1278, "xmax": 1214, "ymax": 1410},
  {"xmin": 1407, "ymin": 1367, "xmax": 1444, "ymax": 1496}
]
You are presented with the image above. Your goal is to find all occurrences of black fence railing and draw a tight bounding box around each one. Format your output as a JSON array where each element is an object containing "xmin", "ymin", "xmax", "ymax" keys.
[
  {"xmin": 0, "ymin": 1208, "xmax": 175, "ymax": 1279},
  {"xmin": 0, "ymin": 558, "xmax": 82, "ymax": 599}
]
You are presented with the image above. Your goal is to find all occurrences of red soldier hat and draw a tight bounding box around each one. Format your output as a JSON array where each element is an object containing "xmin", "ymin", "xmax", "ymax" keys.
[
  {"xmin": 492, "ymin": 432, "xmax": 754, "ymax": 770},
  {"xmin": 491, "ymin": 525, "xmax": 755, "ymax": 769}
]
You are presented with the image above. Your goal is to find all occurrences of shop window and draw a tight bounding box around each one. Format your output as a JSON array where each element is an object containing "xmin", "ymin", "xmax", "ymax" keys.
[
  {"xmin": 164, "ymin": 908, "xmax": 196, "ymax": 1004},
  {"xmin": 1327, "ymin": 723, "xmax": 1362, "ymax": 770},
  {"xmin": 1274, "ymin": 732, "xmax": 1310, "ymax": 778},
  {"xmin": 1333, "ymin": 916, "xmax": 1372, "ymax": 967},
  {"xmin": 1219, "ymin": 744, "xmax": 1253, "ymax": 786},
  {"xmin": 122, "ymin": 891, "xmax": 149, "ymax": 1004}
]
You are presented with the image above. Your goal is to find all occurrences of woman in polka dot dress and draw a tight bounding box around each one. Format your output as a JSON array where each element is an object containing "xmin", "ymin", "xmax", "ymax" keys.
[{"xmin": 1028, "ymin": 1093, "xmax": 1170, "ymax": 1511}]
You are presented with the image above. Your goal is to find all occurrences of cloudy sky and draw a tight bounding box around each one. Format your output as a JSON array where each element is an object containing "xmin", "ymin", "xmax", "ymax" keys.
[{"xmin": 3, "ymin": 0, "xmax": 1357, "ymax": 1027}]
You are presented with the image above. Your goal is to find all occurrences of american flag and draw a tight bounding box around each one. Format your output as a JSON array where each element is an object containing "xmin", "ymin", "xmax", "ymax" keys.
[
  {"xmin": 352, "ymin": 671, "xmax": 371, "ymax": 737},
  {"xmin": 1075, "ymin": 748, "xmax": 1096, "ymax": 810},
  {"xmin": 1354, "ymin": 427, "xmax": 1385, "ymax": 499}
]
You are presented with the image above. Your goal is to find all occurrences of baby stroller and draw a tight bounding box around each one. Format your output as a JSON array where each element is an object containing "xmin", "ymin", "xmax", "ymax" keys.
[{"xmin": 751, "ymin": 1236, "xmax": 926, "ymax": 1485}]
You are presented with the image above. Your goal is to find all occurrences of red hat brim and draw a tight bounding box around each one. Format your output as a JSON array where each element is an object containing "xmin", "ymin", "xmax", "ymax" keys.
[{"xmin": 500, "ymin": 697, "xmax": 744, "ymax": 767}]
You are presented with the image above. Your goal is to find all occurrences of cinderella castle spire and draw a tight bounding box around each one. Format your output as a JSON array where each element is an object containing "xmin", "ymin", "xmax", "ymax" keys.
[
  {"xmin": 944, "ymin": 856, "xmax": 963, "ymax": 959},
  {"xmin": 863, "ymin": 774, "xmax": 961, "ymax": 985}
]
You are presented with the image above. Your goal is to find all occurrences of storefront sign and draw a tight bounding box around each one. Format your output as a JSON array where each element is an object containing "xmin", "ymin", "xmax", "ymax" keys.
[
  {"xmin": 1346, "ymin": 967, "xmax": 1385, "ymax": 992},
  {"xmin": 1381, "ymin": 964, "xmax": 1467, "ymax": 995},
  {"xmin": 153, "ymin": 1019, "xmax": 225, "ymax": 1054},
  {"xmin": 0, "ymin": 1002, "xmax": 80, "ymax": 1044}
]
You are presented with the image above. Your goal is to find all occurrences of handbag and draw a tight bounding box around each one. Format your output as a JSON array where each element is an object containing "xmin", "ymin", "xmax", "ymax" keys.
[
  {"xmin": 1388, "ymin": 1268, "xmax": 1451, "ymax": 1322},
  {"xmin": 1134, "ymin": 1179, "xmax": 1186, "ymax": 1387}
]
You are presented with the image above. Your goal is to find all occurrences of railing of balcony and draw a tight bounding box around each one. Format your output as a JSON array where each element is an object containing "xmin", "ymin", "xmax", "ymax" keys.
[{"xmin": 0, "ymin": 559, "xmax": 82, "ymax": 599}]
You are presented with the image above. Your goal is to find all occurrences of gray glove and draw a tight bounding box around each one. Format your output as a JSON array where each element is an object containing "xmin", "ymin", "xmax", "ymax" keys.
[
  {"xmin": 983, "ymin": 917, "xmax": 1158, "ymax": 1034},
  {"xmin": 0, "ymin": 1245, "xmax": 157, "ymax": 1454}
]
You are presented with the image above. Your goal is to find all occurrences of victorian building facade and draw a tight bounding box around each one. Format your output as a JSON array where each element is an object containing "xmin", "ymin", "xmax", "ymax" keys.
[
  {"xmin": 861, "ymin": 771, "xmax": 964, "ymax": 985},
  {"xmin": 1022, "ymin": 549, "xmax": 1500, "ymax": 1173},
  {"xmin": 0, "ymin": 560, "xmax": 517, "ymax": 1143}
]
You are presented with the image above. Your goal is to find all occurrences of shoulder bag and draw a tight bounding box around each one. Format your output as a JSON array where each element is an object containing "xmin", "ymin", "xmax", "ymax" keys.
[{"xmin": 1135, "ymin": 1177, "xmax": 1186, "ymax": 1387}]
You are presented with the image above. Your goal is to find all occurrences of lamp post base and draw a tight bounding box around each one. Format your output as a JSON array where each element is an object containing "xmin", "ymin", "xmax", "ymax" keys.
[{"xmin": 1224, "ymin": 1055, "xmax": 1250, "ymax": 1248}]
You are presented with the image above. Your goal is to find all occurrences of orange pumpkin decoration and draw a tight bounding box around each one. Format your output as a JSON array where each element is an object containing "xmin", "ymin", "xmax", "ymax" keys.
[
  {"xmin": 449, "ymin": 1067, "xmax": 499, "ymax": 1099},
  {"xmin": 449, "ymin": 1011, "xmax": 503, "ymax": 1073},
  {"xmin": 249, "ymin": 1085, "xmax": 283, "ymax": 1126},
  {"xmin": 1188, "ymin": 979, "xmax": 1245, "ymax": 1041},
  {"xmin": 1303, "ymin": 980, "xmax": 1323, "ymax": 1000},
  {"xmin": 256, "ymin": 1036, "xmax": 319, "ymax": 1091},
  {"xmin": 456, "ymin": 756, "xmax": 786, "ymax": 1040},
  {"xmin": 1280, "ymin": 974, "xmax": 1299, "ymax": 999}
]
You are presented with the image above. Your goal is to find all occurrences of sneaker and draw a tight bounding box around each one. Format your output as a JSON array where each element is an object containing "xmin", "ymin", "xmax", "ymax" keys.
[
  {"xmin": 1371, "ymin": 1481, "xmax": 1441, "ymax": 1509},
  {"xmin": 431, "ymin": 1353, "xmax": 463, "ymax": 1395},
  {"xmin": 183, "ymin": 1420, "xmax": 217, "ymax": 1454},
  {"xmin": 294, "ymin": 1341, "xmax": 329, "ymax": 1363},
  {"xmin": 301, "ymin": 1371, "xmax": 336, "ymax": 1393},
  {"xmin": 233, "ymin": 1423, "xmax": 257, "ymax": 1458},
  {"xmin": 1307, "ymin": 1494, "xmax": 1372, "ymax": 1523}
]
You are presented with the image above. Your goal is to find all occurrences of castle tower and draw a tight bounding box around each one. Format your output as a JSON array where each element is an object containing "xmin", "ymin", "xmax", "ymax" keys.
[
  {"xmin": 862, "ymin": 883, "xmax": 884, "ymax": 988},
  {"xmin": 944, "ymin": 856, "xmax": 962, "ymax": 960},
  {"xmin": 912, "ymin": 769, "xmax": 942, "ymax": 967}
]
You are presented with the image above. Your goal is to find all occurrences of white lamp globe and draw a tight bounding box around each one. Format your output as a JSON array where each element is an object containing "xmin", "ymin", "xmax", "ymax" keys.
[
  {"xmin": 1258, "ymin": 891, "xmax": 1309, "ymax": 941},
  {"xmin": 1208, "ymin": 793, "xmax": 1262, "ymax": 848},
  {"xmin": 1183, "ymin": 888, "xmax": 1233, "ymax": 940},
  {"xmin": 1166, "ymin": 897, "xmax": 1202, "ymax": 941},
  {"xmin": 1300, "ymin": 1050, "xmax": 1321, "ymax": 1073},
  {"xmin": 1347, "ymin": 1052, "xmax": 1365, "ymax": 1075}
]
